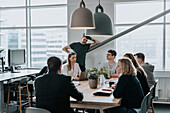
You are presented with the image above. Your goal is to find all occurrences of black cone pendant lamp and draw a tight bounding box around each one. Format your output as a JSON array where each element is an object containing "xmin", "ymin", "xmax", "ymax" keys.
[
  {"xmin": 86, "ymin": 0, "xmax": 113, "ymax": 37},
  {"xmin": 70, "ymin": 0, "xmax": 95, "ymax": 29}
]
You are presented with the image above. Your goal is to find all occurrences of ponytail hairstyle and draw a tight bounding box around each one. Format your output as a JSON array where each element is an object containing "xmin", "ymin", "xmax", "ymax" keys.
[{"xmin": 67, "ymin": 52, "xmax": 76, "ymax": 71}]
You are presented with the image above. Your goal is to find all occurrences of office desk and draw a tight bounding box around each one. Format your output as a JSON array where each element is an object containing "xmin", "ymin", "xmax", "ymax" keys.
[
  {"xmin": 0, "ymin": 69, "xmax": 39, "ymax": 113},
  {"xmin": 71, "ymin": 81, "xmax": 121, "ymax": 113}
]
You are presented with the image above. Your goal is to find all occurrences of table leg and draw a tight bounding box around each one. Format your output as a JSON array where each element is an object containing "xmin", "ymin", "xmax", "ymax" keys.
[
  {"xmin": 0, "ymin": 81, "xmax": 4, "ymax": 113},
  {"xmin": 99, "ymin": 109, "xmax": 104, "ymax": 113}
]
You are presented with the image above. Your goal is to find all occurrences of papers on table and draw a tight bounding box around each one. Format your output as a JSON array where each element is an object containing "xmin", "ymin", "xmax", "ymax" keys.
[{"xmin": 73, "ymin": 81, "xmax": 80, "ymax": 87}]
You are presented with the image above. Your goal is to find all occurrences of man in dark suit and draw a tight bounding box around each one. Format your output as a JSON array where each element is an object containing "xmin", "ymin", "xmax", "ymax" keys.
[{"xmin": 35, "ymin": 56, "xmax": 83, "ymax": 113}]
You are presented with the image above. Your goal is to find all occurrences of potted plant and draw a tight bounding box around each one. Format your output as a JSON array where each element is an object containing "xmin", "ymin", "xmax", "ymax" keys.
[
  {"xmin": 87, "ymin": 67, "xmax": 99, "ymax": 89},
  {"xmin": 97, "ymin": 62, "xmax": 110, "ymax": 79},
  {"xmin": 98, "ymin": 68, "xmax": 110, "ymax": 79}
]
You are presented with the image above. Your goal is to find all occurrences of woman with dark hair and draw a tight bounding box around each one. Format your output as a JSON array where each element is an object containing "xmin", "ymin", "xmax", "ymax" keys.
[
  {"xmin": 63, "ymin": 52, "xmax": 81, "ymax": 80},
  {"xmin": 124, "ymin": 53, "xmax": 150, "ymax": 96},
  {"xmin": 105, "ymin": 58, "xmax": 144, "ymax": 113}
]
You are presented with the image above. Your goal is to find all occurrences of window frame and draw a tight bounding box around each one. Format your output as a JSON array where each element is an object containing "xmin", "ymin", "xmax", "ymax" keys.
[
  {"xmin": 0, "ymin": 0, "xmax": 68, "ymax": 68},
  {"xmin": 114, "ymin": 0, "xmax": 169, "ymax": 71}
]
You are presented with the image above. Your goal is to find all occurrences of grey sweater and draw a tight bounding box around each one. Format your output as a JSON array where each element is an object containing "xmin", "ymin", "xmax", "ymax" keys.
[{"xmin": 142, "ymin": 62, "xmax": 155, "ymax": 87}]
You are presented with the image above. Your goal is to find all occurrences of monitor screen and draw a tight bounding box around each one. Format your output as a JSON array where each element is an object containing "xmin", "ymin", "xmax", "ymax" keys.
[{"xmin": 8, "ymin": 49, "xmax": 25, "ymax": 67}]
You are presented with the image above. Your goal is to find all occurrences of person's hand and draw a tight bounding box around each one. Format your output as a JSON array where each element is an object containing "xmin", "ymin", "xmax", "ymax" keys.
[
  {"xmin": 85, "ymin": 36, "xmax": 92, "ymax": 40},
  {"xmin": 73, "ymin": 77, "xmax": 79, "ymax": 81}
]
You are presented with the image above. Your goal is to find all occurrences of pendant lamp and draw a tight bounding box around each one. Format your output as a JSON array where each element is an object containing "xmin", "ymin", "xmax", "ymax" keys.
[
  {"xmin": 86, "ymin": 1, "xmax": 113, "ymax": 37},
  {"xmin": 70, "ymin": 0, "xmax": 95, "ymax": 29}
]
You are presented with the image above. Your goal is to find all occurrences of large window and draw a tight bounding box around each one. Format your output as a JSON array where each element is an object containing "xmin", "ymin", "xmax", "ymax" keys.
[
  {"xmin": 30, "ymin": 28, "xmax": 67, "ymax": 67},
  {"xmin": 0, "ymin": 0, "xmax": 67, "ymax": 68},
  {"xmin": 115, "ymin": 0, "xmax": 169, "ymax": 70}
]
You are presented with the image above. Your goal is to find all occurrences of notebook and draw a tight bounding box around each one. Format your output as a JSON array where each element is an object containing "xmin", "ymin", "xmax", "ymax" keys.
[{"xmin": 93, "ymin": 88, "xmax": 113, "ymax": 96}]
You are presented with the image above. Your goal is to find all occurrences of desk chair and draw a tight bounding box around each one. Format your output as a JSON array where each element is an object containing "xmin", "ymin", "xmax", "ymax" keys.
[
  {"xmin": 25, "ymin": 107, "xmax": 51, "ymax": 113},
  {"xmin": 6, "ymin": 78, "xmax": 31, "ymax": 113},
  {"xmin": 149, "ymin": 79, "xmax": 158, "ymax": 113}
]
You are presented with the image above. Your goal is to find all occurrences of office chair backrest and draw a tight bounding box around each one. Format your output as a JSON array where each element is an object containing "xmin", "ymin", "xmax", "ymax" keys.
[
  {"xmin": 141, "ymin": 92, "xmax": 150, "ymax": 113},
  {"xmin": 26, "ymin": 107, "xmax": 51, "ymax": 113},
  {"xmin": 151, "ymin": 79, "xmax": 158, "ymax": 99},
  {"xmin": 148, "ymin": 85, "xmax": 154, "ymax": 108}
]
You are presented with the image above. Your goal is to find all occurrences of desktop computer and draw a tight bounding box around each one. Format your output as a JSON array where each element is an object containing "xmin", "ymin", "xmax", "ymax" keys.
[{"xmin": 8, "ymin": 49, "xmax": 26, "ymax": 73}]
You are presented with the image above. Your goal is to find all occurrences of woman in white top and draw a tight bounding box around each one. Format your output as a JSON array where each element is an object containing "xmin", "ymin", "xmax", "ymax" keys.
[{"xmin": 63, "ymin": 52, "xmax": 81, "ymax": 80}]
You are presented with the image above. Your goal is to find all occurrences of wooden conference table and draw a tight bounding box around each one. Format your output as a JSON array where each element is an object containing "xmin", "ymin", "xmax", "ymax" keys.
[
  {"xmin": 0, "ymin": 69, "xmax": 40, "ymax": 113},
  {"xmin": 71, "ymin": 80, "xmax": 121, "ymax": 113}
]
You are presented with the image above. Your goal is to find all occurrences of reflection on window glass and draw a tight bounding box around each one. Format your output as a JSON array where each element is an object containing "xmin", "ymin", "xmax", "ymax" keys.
[
  {"xmin": 0, "ymin": 9, "xmax": 26, "ymax": 27},
  {"xmin": 31, "ymin": 0, "xmax": 67, "ymax": 5},
  {"xmin": 31, "ymin": 7, "xmax": 67, "ymax": 26},
  {"xmin": 0, "ymin": 0, "xmax": 25, "ymax": 7},
  {"xmin": 116, "ymin": 25, "xmax": 163, "ymax": 70},
  {"xmin": 0, "ymin": 29, "xmax": 27, "ymax": 67},
  {"xmin": 31, "ymin": 28, "xmax": 67, "ymax": 67},
  {"xmin": 115, "ymin": 1, "xmax": 163, "ymax": 24},
  {"xmin": 166, "ymin": 26, "xmax": 170, "ymax": 70}
]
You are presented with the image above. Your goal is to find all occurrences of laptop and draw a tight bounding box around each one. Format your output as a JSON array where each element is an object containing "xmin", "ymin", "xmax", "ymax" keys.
[{"xmin": 78, "ymin": 72, "xmax": 88, "ymax": 81}]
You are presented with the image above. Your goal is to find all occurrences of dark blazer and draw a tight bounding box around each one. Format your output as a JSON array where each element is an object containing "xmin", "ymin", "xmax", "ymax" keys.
[
  {"xmin": 35, "ymin": 70, "xmax": 83, "ymax": 113},
  {"xmin": 113, "ymin": 75, "xmax": 144, "ymax": 109}
]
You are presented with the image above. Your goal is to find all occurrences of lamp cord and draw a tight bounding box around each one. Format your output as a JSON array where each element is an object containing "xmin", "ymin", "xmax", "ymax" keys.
[{"xmin": 99, "ymin": 0, "xmax": 100, "ymax": 5}]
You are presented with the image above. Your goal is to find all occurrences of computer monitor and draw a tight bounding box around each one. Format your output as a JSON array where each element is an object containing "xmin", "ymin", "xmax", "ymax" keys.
[{"xmin": 8, "ymin": 49, "xmax": 25, "ymax": 73}]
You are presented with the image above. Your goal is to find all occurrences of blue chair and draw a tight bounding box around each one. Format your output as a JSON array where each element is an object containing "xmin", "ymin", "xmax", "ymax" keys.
[{"xmin": 25, "ymin": 107, "xmax": 51, "ymax": 113}]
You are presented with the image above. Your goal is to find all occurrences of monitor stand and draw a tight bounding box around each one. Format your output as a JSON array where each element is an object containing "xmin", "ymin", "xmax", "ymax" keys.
[{"xmin": 11, "ymin": 66, "xmax": 20, "ymax": 73}]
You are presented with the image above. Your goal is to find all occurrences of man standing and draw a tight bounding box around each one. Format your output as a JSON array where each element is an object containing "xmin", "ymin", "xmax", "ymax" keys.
[
  {"xmin": 35, "ymin": 56, "xmax": 83, "ymax": 113},
  {"xmin": 102, "ymin": 50, "xmax": 117, "ymax": 76},
  {"xmin": 134, "ymin": 52, "xmax": 155, "ymax": 87},
  {"xmin": 62, "ymin": 35, "xmax": 100, "ymax": 72}
]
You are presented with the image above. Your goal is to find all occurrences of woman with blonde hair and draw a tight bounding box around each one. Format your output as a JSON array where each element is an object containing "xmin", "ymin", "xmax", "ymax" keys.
[
  {"xmin": 124, "ymin": 53, "xmax": 150, "ymax": 96},
  {"xmin": 63, "ymin": 52, "xmax": 81, "ymax": 80},
  {"xmin": 106, "ymin": 58, "xmax": 144, "ymax": 113}
]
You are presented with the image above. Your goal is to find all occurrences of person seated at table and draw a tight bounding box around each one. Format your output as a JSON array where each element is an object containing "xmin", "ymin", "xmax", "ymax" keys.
[
  {"xmin": 63, "ymin": 52, "xmax": 81, "ymax": 80},
  {"xmin": 102, "ymin": 49, "xmax": 118, "ymax": 78},
  {"xmin": 134, "ymin": 52, "xmax": 155, "ymax": 87},
  {"xmin": 105, "ymin": 58, "xmax": 144, "ymax": 113},
  {"xmin": 124, "ymin": 53, "xmax": 150, "ymax": 96},
  {"xmin": 35, "ymin": 56, "xmax": 83, "ymax": 113}
]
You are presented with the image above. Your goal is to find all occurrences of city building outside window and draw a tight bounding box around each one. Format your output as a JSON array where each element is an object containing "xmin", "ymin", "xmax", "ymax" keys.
[{"xmin": 0, "ymin": 0, "xmax": 67, "ymax": 68}]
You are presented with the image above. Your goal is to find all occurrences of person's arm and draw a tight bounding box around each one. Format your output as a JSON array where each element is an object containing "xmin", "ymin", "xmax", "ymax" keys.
[
  {"xmin": 62, "ymin": 45, "xmax": 71, "ymax": 53},
  {"xmin": 85, "ymin": 36, "xmax": 100, "ymax": 48},
  {"xmin": 113, "ymin": 75, "xmax": 127, "ymax": 98},
  {"xmin": 90, "ymin": 38, "xmax": 100, "ymax": 48},
  {"xmin": 68, "ymin": 77, "xmax": 83, "ymax": 101}
]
